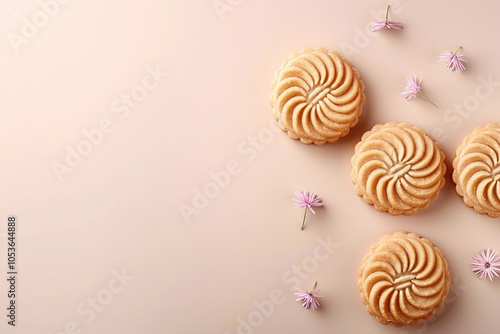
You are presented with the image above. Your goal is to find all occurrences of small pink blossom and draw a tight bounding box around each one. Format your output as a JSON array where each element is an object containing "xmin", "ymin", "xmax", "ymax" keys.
[
  {"xmin": 293, "ymin": 191, "xmax": 323, "ymax": 213},
  {"xmin": 295, "ymin": 282, "xmax": 323, "ymax": 310},
  {"xmin": 471, "ymin": 249, "xmax": 500, "ymax": 281},
  {"xmin": 439, "ymin": 46, "xmax": 468, "ymax": 73},
  {"xmin": 401, "ymin": 76, "xmax": 438, "ymax": 108},
  {"xmin": 371, "ymin": 5, "xmax": 403, "ymax": 31},
  {"xmin": 293, "ymin": 191, "xmax": 323, "ymax": 230},
  {"xmin": 401, "ymin": 76, "xmax": 421, "ymax": 100}
]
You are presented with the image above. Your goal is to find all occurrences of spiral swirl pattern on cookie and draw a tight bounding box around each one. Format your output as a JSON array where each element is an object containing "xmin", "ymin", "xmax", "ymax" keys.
[
  {"xmin": 270, "ymin": 47, "xmax": 365, "ymax": 145},
  {"xmin": 351, "ymin": 122, "xmax": 446, "ymax": 215},
  {"xmin": 453, "ymin": 123, "xmax": 500, "ymax": 217},
  {"xmin": 358, "ymin": 231, "xmax": 450, "ymax": 327}
]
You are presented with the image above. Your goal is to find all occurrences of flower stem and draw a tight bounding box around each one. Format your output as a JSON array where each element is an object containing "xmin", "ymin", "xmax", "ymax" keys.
[
  {"xmin": 301, "ymin": 208, "xmax": 308, "ymax": 230},
  {"xmin": 311, "ymin": 281, "xmax": 318, "ymax": 292},
  {"xmin": 385, "ymin": 5, "xmax": 391, "ymax": 20},
  {"xmin": 454, "ymin": 46, "xmax": 462, "ymax": 55},
  {"xmin": 417, "ymin": 93, "xmax": 438, "ymax": 108}
]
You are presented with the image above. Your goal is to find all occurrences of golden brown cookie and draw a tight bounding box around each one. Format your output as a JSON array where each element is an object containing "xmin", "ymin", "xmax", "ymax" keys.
[
  {"xmin": 453, "ymin": 123, "xmax": 500, "ymax": 217},
  {"xmin": 351, "ymin": 122, "xmax": 446, "ymax": 215},
  {"xmin": 358, "ymin": 231, "xmax": 450, "ymax": 327},
  {"xmin": 270, "ymin": 47, "xmax": 365, "ymax": 145}
]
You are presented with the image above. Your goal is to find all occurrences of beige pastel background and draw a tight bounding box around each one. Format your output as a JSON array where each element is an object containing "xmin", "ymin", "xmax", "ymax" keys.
[{"xmin": 2, "ymin": 0, "xmax": 500, "ymax": 333}]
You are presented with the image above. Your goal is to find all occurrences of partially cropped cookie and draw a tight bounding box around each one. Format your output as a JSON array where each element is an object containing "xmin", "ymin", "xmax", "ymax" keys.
[
  {"xmin": 358, "ymin": 231, "xmax": 450, "ymax": 327},
  {"xmin": 351, "ymin": 122, "xmax": 446, "ymax": 215},
  {"xmin": 453, "ymin": 123, "xmax": 500, "ymax": 217},
  {"xmin": 270, "ymin": 47, "xmax": 365, "ymax": 145}
]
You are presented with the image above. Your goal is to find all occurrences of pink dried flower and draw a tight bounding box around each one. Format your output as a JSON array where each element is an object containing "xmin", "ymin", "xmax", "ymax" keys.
[
  {"xmin": 471, "ymin": 249, "xmax": 500, "ymax": 281},
  {"xmin": 293, "ymin": 191, "xmax": 323, "ymax": 230},
  {"xmin": 371, "ymin": 5, "xmax": 403, "ymax": 31},
  {"xmin": 439, "ymin": 46, "xmax": 468, "ymax": 73},
  {"xmin": 401, "ymin": 76, "xmax": 438, "ymax": 108},
  {"xmin": 295, "ymin": 282, "xmax": 323, "ymax": 310},
  {"xmin": 401, "ymin": 76, "xmax": 421, "ymax": 100}
]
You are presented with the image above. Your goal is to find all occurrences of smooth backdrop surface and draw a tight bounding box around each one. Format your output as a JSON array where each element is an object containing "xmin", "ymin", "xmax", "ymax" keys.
[{"xmin": 2, "ymin": 0, "xmax": 500, "ymax": 333}]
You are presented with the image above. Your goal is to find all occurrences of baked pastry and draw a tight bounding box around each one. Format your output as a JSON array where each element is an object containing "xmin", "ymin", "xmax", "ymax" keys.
[
  {"xmin": 358, "ymin": 231, "xmax": 450, "ymax": 327},
  {"xmin": 270, "ymin": 47, "xmax": 365, "ymax": 145},
  {"xmin": 351, "ymin": 122, "xmax": 446, "ymax": 215},
  {"xmin": 453, "ymin": 123, "xmax": 500, "ymax": 217}
]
